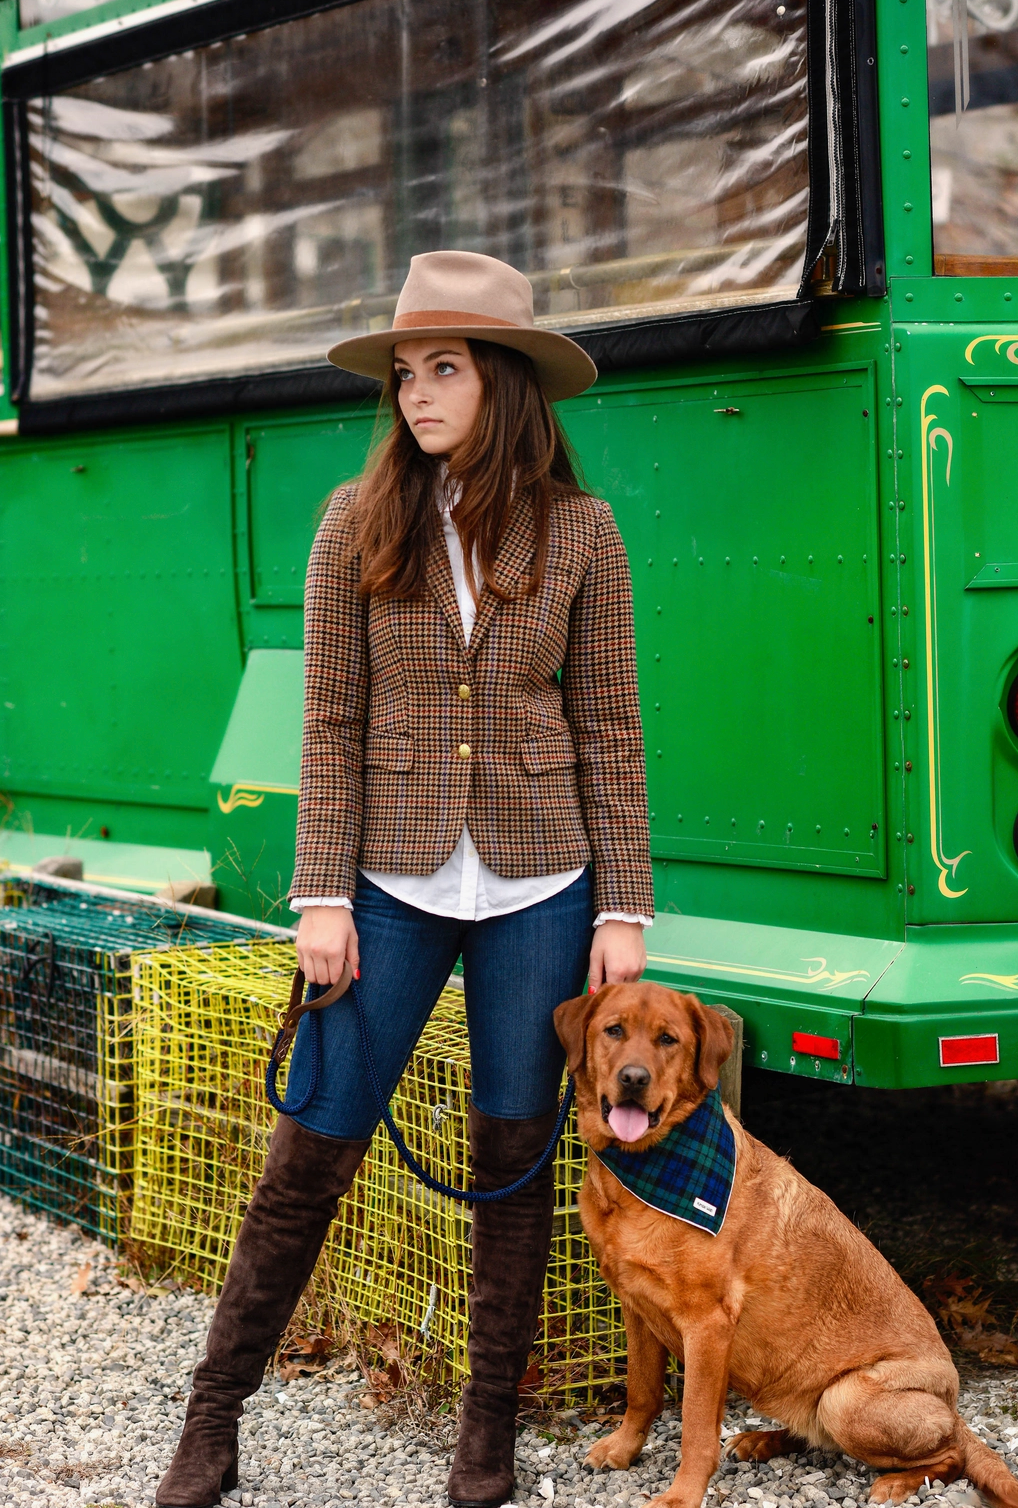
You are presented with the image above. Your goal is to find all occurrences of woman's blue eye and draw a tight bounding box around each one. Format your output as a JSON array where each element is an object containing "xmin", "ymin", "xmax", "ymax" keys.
[
  {"xmin": 436, "ymin": 361, "xmax": 455, "ymax": 375},
  {"xmin": 396, "ymin": 368, "xmax": 412, "ymax": 381}
]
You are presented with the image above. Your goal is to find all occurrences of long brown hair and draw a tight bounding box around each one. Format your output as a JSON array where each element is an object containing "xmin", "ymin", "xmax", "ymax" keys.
[{"xmin": 354, "ymin": 338, "xmax": 583, "ymax": 600}]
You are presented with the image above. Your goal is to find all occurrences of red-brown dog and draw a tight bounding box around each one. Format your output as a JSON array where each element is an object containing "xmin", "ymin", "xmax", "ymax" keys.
[{"xmin": 554, "ymin": 982, "xmax": 1018, "ymax": 1508}]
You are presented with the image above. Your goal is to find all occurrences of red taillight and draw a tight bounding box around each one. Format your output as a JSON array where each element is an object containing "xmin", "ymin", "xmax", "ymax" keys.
[
  {"xmin": 792, "ymin": 1031, "xmax": 840, "ymax": 1060},
  {"xmin": 939, "ymin": 1033, "xmax": 999, "ymax": 1067}
]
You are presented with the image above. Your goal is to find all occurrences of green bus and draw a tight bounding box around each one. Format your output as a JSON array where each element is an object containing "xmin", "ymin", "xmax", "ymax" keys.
[{"xmin": 1, "ymin": 0, "xmax": 1016, "ymax": 1091}]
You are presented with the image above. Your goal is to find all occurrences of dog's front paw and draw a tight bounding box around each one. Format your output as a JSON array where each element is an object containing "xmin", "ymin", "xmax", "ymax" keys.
[
  {"xmin": 583, "ymin": 1427, "xmax": 646, "ymax": 1471},
  {"xmin": 724, "ymin": 1429, "xmax": 797, "ymax": 1463}
]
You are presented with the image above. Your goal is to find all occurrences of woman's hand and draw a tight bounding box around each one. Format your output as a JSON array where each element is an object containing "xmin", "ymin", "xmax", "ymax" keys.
[
  {"xmin": 296, "ymin": 906, "xmax": 360, "ymax": 985},
  {"xmin": 588, "ymin": 920, "xmax": 646, "ymax": 992}
]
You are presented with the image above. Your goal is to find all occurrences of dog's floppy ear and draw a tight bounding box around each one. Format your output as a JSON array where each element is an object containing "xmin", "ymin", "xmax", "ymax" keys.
[
  {"xmin": 688, "ymin": 996, "xmax": 735, "ymax": 1092},
  {"xmin": 554, "ymin": 991, "xmax": 601, "ymax": 1076}
]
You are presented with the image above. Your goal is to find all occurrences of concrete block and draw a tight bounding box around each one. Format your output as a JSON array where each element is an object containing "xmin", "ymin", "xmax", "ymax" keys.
[{"xmin": 32, "ymin": 855, "xmax": 84, "ymax": 880}]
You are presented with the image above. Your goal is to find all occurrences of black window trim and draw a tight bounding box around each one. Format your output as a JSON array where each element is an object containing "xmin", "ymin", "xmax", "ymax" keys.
[{"xmin": 2, "ymin": 0, "xmax": 883, "ymax": 433}]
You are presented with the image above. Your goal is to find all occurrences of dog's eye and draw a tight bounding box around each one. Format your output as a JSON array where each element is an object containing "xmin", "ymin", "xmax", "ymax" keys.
[
  {"xmin": 604, "ymin": 1024, "xmax": 624, "ymax": 1039},
  {"xmin": 658, "ymin": 1032, "xmax": 677, "ymax": 1046}
]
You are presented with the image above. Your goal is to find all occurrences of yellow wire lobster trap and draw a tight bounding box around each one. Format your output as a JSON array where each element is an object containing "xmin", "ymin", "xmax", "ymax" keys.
[{"xmin": 129, "ymin": 941, "xmax": 625, "ymax": 1398}]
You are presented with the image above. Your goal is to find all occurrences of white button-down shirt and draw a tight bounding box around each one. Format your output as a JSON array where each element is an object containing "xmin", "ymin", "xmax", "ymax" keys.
[{"xmin": 291, "ymin": 487, "xmax": 652, "ymax": 928}]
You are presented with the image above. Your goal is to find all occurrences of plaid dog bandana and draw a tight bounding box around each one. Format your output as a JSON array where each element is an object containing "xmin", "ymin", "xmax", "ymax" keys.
[{"xmin": 595, "ymin": 1088, "xmax": 736, "ymax": 1236}]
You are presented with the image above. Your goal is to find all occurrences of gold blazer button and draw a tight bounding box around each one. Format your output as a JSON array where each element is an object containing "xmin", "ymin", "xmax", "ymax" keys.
[
  {"xmin": 458, "ymin": 684, "xmax": 471, "ymax": 700},
  {"xmin": 457, "ymin": 744, "xmax": 471, "ymax": 760}
]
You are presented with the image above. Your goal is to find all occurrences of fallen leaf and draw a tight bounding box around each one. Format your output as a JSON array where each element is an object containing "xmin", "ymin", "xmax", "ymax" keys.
[
  {"xmin": 360, "ymin": 1392, "xmax": 380, "ymax": 1410},
  {"xmin": 366, "ymin": 1322, "xmax": 402, "ymax": 1364},
  {"xmin": 366, "ymin": 1366, "xmax": 395, "ymax": 1400},
  {"xmin": 70, "ymin": 1263, "xmax": 92, "ymax": 1295},
  {"xmin": 518, "ymin": 1363, "xmax": 543, "ymax": 1396},
  {"xmin": 14, "ymin": 1230, "xmax": 28, "ymax": 1242}
]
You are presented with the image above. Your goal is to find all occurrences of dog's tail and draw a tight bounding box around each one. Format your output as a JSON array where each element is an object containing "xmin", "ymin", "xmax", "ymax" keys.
[{"xmin": 959, "ymin": 1421, "xmax": 1018, "ymax": 1508}]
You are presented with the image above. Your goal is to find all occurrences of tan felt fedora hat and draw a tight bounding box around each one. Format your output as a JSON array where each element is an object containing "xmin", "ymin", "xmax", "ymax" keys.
[{"xmin": 326, "ymin": 250, "xmax": 597, "ymax": 402}]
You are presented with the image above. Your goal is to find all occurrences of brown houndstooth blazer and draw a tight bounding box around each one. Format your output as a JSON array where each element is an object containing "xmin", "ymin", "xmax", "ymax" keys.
[{"xmin": 290, "ymin": 484, "xmax": 654, "ymax": 918}]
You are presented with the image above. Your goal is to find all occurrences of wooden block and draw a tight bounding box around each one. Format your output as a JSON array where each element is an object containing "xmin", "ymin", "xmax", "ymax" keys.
[{"xmin": 711, "ymin": 1002, "xmax": 744, "ymax": 1121}]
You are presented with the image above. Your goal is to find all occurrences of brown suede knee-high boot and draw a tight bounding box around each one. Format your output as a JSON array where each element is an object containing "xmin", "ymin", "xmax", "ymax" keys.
[
  {"xmin": 448, "ymin": 1105, "xmax": 558, "ymax": 1508},
  {"xmin": 156, "ymin": 1116, "xmax": 370, "ymax": 1508}
]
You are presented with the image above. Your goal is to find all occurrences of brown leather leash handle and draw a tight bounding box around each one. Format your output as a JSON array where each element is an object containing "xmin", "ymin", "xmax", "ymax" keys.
[{"xmin": 271, "ymin": 964, "xmax": 352, "ymax": 1066}]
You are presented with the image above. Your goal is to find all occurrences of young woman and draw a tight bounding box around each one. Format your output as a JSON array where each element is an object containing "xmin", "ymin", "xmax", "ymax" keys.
[{"xmin": 157, "ymin": 250, "xmax": 654, "ymax": 1508}]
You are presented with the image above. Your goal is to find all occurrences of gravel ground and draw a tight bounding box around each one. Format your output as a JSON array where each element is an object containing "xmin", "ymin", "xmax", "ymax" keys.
[{"xmin": 2, "ymin": 1195, "xmax": 1018, "ymax": 1508}]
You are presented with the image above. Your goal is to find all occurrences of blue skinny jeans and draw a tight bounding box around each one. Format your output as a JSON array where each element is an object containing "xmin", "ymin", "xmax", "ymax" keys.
[{"xmin": 286, "ymin": 869, "xmax": 594, "ymax": 1140}]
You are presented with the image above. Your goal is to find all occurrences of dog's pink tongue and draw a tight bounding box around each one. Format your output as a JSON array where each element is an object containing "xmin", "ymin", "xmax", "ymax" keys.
[{"xmin": 608, "ymin": 1104, "xmax": 651, "ymax": 1143}]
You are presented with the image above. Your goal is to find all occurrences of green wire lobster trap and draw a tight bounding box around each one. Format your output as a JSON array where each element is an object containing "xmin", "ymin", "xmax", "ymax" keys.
[{"xmin": 0, "ymin": 877, "xmax": 283, "ymax": 1243}]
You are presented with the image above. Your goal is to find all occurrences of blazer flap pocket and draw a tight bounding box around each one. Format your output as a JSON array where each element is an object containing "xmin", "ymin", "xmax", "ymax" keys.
[
  {"xmin": 521, "ymin": 731, "xmax": 576, "ymax": 773},
  {"xmin": 364, "ymin": 734, "xmax": 414, "ymax": 771}
]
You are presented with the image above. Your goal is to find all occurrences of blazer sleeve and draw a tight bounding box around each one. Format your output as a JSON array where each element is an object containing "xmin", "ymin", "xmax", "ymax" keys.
[
  {"xmin": 289, "ymin": 488, "xmax": 369, "ymax": 904},
  {"xmin": 561, "ymin": 498, "xmax": 655, "ymax": 919}
]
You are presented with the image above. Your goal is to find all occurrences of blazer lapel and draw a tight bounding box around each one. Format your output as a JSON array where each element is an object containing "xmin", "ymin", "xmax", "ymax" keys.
[
  {"xmin": 467, "ymin": 497, "xmax": 536, "ymax": 657},
  {"xmin": 425, "ymin": 527, "xmax": 469, "ymax": 655}
]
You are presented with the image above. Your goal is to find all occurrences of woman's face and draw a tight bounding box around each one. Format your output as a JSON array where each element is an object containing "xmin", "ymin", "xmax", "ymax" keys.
[{"xmin": 393, "ymin": 337, "xmax": 484, "ymax": 457}]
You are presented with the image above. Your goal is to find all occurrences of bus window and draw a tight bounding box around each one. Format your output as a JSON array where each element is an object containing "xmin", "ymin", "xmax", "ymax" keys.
[
  {"xmin": 19, "ymin": 0, "xmax": 103, "ymax": 26},
  {"xmin": 928, "ymin": 0, "xmax": 1018, "ymax": 271},
  {"xmin": 21, "ymin": 0, "xmax": 809, "ymax": 402}
]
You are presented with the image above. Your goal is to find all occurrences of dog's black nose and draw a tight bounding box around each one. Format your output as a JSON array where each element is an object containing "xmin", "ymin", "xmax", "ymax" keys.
[{"xmin": 617, "ymin": 1063, "xmax": 651, "ymax": 1093}]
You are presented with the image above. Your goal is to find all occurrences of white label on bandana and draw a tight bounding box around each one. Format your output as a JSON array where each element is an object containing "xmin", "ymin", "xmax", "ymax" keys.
[{"xmin": 693, "ymin": 1196, "xmax": 717, "ymax": 1216}]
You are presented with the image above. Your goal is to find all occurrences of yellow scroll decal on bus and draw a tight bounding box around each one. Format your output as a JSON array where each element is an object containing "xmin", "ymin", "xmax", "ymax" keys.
[
  {"xmin": 920, "ymin": 385, "xmax": 970, "ymax": 899},
  {"xmin": 960, "ymin": 973, "xmax": 1018, "ymax": 993},
  {"xmin": 217, "ymin": 783, "xmax": 299, "ymax": 814},
  {"xmin": 964, "ymin": 335, "xmax": 1018, "ymax": 366},
  {"xmin": 645, "ymin": 954, "xmax": 869, "ymax": 993}
]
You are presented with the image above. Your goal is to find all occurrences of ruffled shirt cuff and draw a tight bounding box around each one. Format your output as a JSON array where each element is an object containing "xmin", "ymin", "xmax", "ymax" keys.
[{"xmin": 594, "ymin": 911, "xmax": 653, "ymax": 928}]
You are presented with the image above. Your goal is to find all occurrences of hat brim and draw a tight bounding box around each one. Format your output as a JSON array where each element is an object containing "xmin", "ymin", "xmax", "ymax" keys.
[{"xmin": 325, "ymin": 323, "xmax": 597, "ymax": 403}]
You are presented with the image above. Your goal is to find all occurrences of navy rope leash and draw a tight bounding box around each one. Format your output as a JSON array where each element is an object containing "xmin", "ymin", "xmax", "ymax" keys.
[
  {"xmin": 266, "ymin": 973, "xmax": 573, "ymax": 1204},
  {"xmin": 265, "ymin": 1004, "xmax": 322, "ymax": 1117}
]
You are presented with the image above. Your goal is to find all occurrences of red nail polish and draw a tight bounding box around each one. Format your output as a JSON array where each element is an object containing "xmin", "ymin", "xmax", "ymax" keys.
[
  {"xmin": 588, "ymin": 984, "xmax": 596, "ymax": 994},
  {"xmin": 354, "ymin": 968, "xmax": 360, "ymax": 979}
]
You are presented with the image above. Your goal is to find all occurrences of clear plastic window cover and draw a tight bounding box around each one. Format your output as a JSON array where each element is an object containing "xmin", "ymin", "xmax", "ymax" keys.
[
  {"xmin": 26, "ymin": 0, "xmax": 809, "ymax": 402},
  {"xmin": 928, "ymin": 0, "xmax": 1018, "ymax": 257},
  {"xmin": 19, "ymin": 0, "xmax": 102, "ymax": 29}
]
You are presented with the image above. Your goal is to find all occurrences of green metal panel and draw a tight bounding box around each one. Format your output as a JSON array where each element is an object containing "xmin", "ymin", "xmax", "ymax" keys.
[
  {"xmin": 875, "ymin": 0, "xmax": 933, "ymax": 279},
  {"xmin": 235, "ymin": 411, "xmax": 375, "ymax": 652},
  {"xmin": 0, "ymin": 427, "xmax": 241, "ymax": 835},
  {"xmin": 566, "ymin": 366, "xmax": 886, "ymax": 879},
  {"xmin": 643, "ymin": 912, "xmax": 901, "ymax": 1086},
  {"xmin": 855, "ymin": 924, "xmax": 1018, "ymax": 1087},
  {"xmin": 0, "ymin": 827, "xmax": 211, "ymax": 892},
  {"xmin": 207, "ymin": 647, "xmax": 302, "ymax": 920},
  {"xmin": 885, "ymin": 312, "xmax": 1018, "ymax": 923},
  {"xmin": 8, "ymin": 0, "xmax": 158, "ymax": 48}
]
